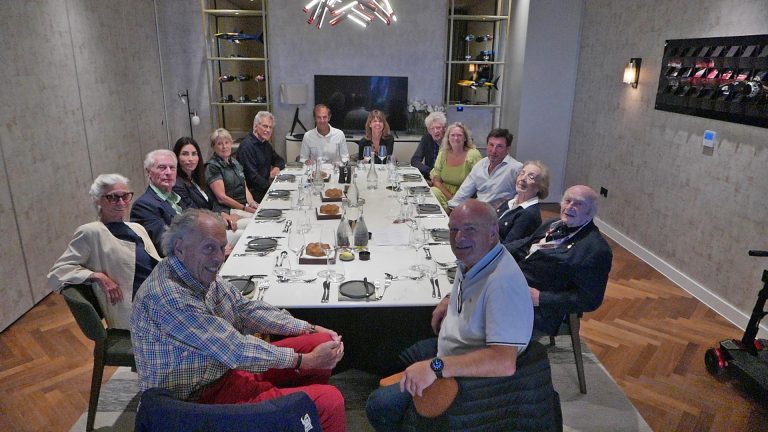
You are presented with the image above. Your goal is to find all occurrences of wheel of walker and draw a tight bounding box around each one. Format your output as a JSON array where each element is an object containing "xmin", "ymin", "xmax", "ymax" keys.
[{"xmin": 704, "ymin": 347, "xmax": 726, "ymax": 376}]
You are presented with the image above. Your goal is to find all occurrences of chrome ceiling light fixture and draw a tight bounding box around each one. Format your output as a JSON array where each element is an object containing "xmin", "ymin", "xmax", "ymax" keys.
[{"xmin": 304, "ymin": 0, "xmax": 396, "ymax": 29}]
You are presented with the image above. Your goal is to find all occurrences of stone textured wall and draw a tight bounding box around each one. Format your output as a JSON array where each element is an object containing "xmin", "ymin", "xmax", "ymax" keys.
[
  {"xmin": 567, "ymin": 0, "xmax": 768, "ymax": 314},
  {"xmin": 0, "ymin": 0, "xmax": 166, "ymax": 329}
]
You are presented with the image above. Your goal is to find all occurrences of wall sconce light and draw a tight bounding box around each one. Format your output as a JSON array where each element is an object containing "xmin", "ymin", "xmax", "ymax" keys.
[
  {"xmin": 623, "ymin": 58, "xmax": 641, "ymax": 88},
  {"xmin": 177, "ymin": 89, "xmax": 201, "ymax": 139}
]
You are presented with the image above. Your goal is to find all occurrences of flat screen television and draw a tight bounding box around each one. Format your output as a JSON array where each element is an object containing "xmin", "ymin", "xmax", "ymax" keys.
[{"xmin": 314, "ymin": 75, "xmax": 408, "ymax": 133}]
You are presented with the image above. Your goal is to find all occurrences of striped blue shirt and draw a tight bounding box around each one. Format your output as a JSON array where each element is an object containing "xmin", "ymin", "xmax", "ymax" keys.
[{"xmin": 131, "ymin": 256, "xmax": 311, "ymax": 400}]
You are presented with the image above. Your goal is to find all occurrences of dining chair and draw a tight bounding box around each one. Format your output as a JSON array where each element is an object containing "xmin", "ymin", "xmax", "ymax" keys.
[
  {"xmin": 549, "ymin": 312, "xmax": 587, "ymax": 394},
  {"xmin": 61, "ymin": 284, "xmax": 135, "ymax": 431}
]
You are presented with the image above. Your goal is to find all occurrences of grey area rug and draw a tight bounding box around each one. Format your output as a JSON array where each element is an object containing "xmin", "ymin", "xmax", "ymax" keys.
[{"xmin": 71, "ymin": 336, "xmax": 651, "ymax": 431}]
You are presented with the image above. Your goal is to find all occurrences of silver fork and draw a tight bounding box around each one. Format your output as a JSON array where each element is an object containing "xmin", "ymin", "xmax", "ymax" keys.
[
  {"xmin": 257, "ymin": 280, "xmax": 271, "ymax": 301},
  {"xmin": 376, "ymin": 280, "xmax": 391, "ymax": 300}
]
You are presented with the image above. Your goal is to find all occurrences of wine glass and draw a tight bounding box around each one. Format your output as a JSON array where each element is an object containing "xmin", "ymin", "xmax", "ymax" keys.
[
  {"xmin": 287, "ymin": 231, "xmax": 306, "ymax": 277},
  {"xmin": 318, "ymin": 229, "xmax": 344, "ymax": 282},
  {"xmin": 378, "ymin": 146, "xmax": 388, "ymax": 167},
  {"xmin": 363, "ymin": 146, "xmax": 372, "ymax": 164}
]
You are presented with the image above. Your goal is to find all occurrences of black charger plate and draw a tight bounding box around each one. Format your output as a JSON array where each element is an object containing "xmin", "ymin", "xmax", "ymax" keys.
[
  {"xmin": 228, "ymin": 278, "xmax": 256, "ymax": 295},
  {"xmin": 256, "ymin": 209, "xmax": 283, "ymax": 218},
  {"xmin": 247, "ymin": 238, "xmax": 278, "ymax": 251},
  {"xmin": 338, "ymin": 280, "xmax": 375, "ymax": 299}
]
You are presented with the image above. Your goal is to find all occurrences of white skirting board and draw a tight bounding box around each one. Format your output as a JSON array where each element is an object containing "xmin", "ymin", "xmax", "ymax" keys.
[{"xmin": 594, "ymin": 217, "xmax": 768, "ymax": 339}]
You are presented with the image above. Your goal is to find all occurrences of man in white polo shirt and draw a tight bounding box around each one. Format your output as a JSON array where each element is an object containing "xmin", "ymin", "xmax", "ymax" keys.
[
  {"xmin": 447, "ymin": 128, "xmax": 522, "ymax": 210},
  {"xmin": 300, "ymin": 104, "xmax": 349, "ymax": 164}
]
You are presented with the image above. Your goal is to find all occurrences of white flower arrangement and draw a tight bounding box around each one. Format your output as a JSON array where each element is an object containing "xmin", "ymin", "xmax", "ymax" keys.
[{"xmin": 407, "ymin": 99, "xmax": 445, "ymax": 113}]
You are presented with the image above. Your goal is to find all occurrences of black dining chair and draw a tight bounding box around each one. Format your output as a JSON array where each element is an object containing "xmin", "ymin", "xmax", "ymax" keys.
[
  {"xmin": 61, "ymin": 284, "xmax": 135, "ymax": 431},
  {"xmin": 549, "ymin": 312, "xmax": 587, "ymax": 394}
]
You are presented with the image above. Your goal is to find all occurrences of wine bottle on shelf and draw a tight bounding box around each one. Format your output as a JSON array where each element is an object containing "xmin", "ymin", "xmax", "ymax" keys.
[{"xmin": 353, "ymin": 206, "xmax": 369, "ymax": 248}]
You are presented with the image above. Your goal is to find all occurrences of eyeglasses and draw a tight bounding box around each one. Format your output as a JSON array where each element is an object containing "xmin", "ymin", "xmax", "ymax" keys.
[{"xmin": 102, "ymin": 192, "xmax": 134, "ymax": 203}]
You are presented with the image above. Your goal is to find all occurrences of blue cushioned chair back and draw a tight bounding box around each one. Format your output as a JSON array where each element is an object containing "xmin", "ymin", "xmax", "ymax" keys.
[
  {"xmin": 61, "ymin": 284, "xmax": 107, "ymax": 342},
  {"xmin": 135, "ymin": 388, "xmax": 323, "ymax": 432}
]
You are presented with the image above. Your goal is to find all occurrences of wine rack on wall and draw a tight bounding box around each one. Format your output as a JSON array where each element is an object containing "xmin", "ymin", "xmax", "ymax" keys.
[{"xmin": 655, "ymin": 34, "xmax": 768, "ymax": 128}]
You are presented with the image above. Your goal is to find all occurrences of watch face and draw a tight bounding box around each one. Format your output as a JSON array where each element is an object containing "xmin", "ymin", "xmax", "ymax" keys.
[{"xmin": 430, "ymin": 357, "xmax": 444, "ymax": 371}]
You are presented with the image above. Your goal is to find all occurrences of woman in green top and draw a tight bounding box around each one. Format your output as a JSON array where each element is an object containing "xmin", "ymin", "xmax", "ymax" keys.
[{"xmin": 430, "ymin": 122, "xmax": 483, "ymax": 210}]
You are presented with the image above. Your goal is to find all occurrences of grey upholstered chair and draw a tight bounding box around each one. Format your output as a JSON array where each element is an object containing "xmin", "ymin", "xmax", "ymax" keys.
[{"xmin": 61, "ymin": 284, "xmax": 135, "ymax": 431}]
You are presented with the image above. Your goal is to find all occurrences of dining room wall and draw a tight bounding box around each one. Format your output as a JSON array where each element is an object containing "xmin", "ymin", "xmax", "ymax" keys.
[
  {"xmin": 0, "ymin": 0, "xmax": 166, "ymax": 330},
  {"xmin": 566, "ymin": 0, "xmax": 768, "ymax": 327}
]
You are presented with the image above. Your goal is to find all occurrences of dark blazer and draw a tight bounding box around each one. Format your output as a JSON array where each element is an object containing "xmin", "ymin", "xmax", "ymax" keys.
[
  {"xmin": 173, "ymin": 177, "xmax": 222, "ymax": 212},
  {"xmin": 236, "ymin": 132, "xmax": 286, "ymax": 202},
  {"xmin": 410, "ymin": 133, "xmax": 439, "ymax": 179},
  {"xmin": 357, "ymin": 136, "xmax": 394, "ymax": 164},
  {"xmin": 130, "ymin": 186, "xmax": 177, "ymax": 255},
  {"xmin": 497, "ymin": 201, "xmax": 541, "ymax": 243},
  {"xmin": 505, "ymin": 219, "xmax": 613, "ymax": 335}
]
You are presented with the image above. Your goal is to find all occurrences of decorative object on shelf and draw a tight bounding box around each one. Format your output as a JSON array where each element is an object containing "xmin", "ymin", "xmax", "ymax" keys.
[
  {"xmin": 623, "ymin": 58, "xmax": 641, "ymax": 88},
  {"xmin": 464, "ymin": 34, "xmax": 493, "ymax": 42},
  {"xmin": 407, "ymin": 99, "xmax": 444, "ymax": 135},
  {"xmin": 655, "ymin": 35, "xmax": 768, "ymax": 129},
  {"xmin": 457, "ymin": 76, "xmax": 499, "ymax": 90},
  {"xmin": 214, "ymin": 30, "xmax": 263, "ymax": 44},
  {"xmin": 177, "ymin": 89, "xmax": 200, "ymax": 140},
  {"xmin": 281, "ymin": 83, "xmax": 309, "ymax": 137},
  {"xmin": 303, "ymin": 0, "xmax": 397, "ymax": 30}
]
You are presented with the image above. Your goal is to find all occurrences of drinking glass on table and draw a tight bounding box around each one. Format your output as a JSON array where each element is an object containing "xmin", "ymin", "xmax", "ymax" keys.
[
  {"xmin": 297, "ymin": 208, "xmax": 312, "ymax": 234},
  {"xmin": 318, "ymin": 229, "xmax": 344, "ymax": 282},
  {"xmin": 387, "ymin": 168, "xmax": 399, "ymax": 198},
  {"xmin": 409, "ymin": 222, "xmax": 427, "ymax": 251},
  {"xmin": 285, "ymin": 231, "xmax": 306, "ymax": 277},
  {"xmin": 378, "ymin": 146, "xmax": 388, "ymax": 166},
  {"xmin": 363, "ymin": 146, "xmax": 372, "ymax": 164}
]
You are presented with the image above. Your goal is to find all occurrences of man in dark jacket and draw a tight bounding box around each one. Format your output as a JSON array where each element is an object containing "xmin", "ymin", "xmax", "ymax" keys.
[
  {"xmin": 130, "ymin": 149, "xmax": 182, "ymax": 254},
  {"xmin": 504, "ymin": 185, "xmax": 613, "ymax": 335},
  {"xmin": 410, "ymin": 111, "xmax": 446, "ymax": 180},
  {"xmin": 236, "ymin": 111, "xmax": 285, "ymax": 202}
]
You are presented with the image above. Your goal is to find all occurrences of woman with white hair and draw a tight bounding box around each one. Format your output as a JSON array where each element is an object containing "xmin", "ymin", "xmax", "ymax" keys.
[{"xmin": 48, "ymin": 174, "xmax": 161, "ymax": 330}]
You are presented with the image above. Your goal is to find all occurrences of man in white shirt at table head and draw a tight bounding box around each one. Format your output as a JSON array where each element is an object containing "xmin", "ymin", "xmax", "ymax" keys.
[
  {"xmin": 447, "ymin": 128, "xmax": 522, "ymax": 211},
  {"xmin": 300, "ymin": 104, "xmax": 349, "ymax": 165}
]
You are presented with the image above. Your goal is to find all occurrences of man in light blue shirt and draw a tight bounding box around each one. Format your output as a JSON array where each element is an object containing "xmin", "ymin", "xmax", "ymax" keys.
[{"xmin": 447, "ymin": 128, "xmax": 522, "ymax": 210}]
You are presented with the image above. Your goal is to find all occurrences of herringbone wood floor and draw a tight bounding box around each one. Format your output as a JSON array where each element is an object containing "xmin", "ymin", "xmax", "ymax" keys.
[{"xmin": 1, "ymin": 207, "xmax": 767, "ymax": 431}]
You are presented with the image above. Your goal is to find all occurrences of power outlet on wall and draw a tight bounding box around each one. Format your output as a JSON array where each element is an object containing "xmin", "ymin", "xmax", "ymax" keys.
[{"xmin": 600, "ymin": 187, "xmax": 608, "ymax": 198}]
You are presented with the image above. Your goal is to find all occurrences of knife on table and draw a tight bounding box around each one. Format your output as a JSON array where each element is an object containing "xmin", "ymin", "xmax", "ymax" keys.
[
  {"xmin": 435, "ymin": 279, "xmax": 441, "ymax": 299},
  {"xmin": 429, "ymin": 277, "xmax": 436, "ymax": 298}
]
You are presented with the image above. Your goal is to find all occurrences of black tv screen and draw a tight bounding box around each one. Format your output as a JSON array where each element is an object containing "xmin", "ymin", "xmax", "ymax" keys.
[{"xmin": 314, "ymin": 75, "xmax": 408, "ymax": 133}]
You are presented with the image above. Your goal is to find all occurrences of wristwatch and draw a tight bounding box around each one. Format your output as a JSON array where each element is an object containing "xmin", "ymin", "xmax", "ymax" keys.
[{"xmin": 430, "ymin": 357, "xmax": 444, "ymax": 379}]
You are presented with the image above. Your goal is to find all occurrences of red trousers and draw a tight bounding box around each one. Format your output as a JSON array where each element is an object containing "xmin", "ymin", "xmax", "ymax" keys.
[{"xmin": 198, "ymin": 333, "xmax": 345, "ymax": 432}]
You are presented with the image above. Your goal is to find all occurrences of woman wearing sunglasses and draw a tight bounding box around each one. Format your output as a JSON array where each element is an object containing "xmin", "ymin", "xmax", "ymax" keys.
[{"xmin": 48, "ymin": 174, "xmax": 161, "ymax": 330}]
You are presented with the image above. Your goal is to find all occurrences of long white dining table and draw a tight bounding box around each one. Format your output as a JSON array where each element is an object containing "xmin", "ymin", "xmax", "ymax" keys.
[
  {"xmin": 219, "ymin": 164, "xmax": 456, "ymax": 309},
  {"xmin": 219, "ymin": 163, "xmax": 457, "ymax": 374}
]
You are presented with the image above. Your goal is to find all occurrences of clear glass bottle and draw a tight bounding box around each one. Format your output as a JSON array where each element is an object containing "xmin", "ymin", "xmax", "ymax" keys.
[
  {"xmin": 353, "ymin": 206, "xmax": 369, "ymax": 248},
  {"xmin": 347, "ymin": 171, "xmax": 359, "ymax": 206},
  {"xmin": 336, "ymin": 206, "xmax": 352, "ymax": 248},
  {"xmin": 366, "ymin": 159, "xmax": 378, "ymax": 190}
]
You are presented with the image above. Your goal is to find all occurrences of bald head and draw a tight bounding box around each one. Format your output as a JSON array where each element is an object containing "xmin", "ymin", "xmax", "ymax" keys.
[
  {"xmin": 448, "ymin": 199, "xmax": 499, "ymax": 269},
  {"xmin": 560, "ymin": 185, "xmax": 598, "ymax": 227}
]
